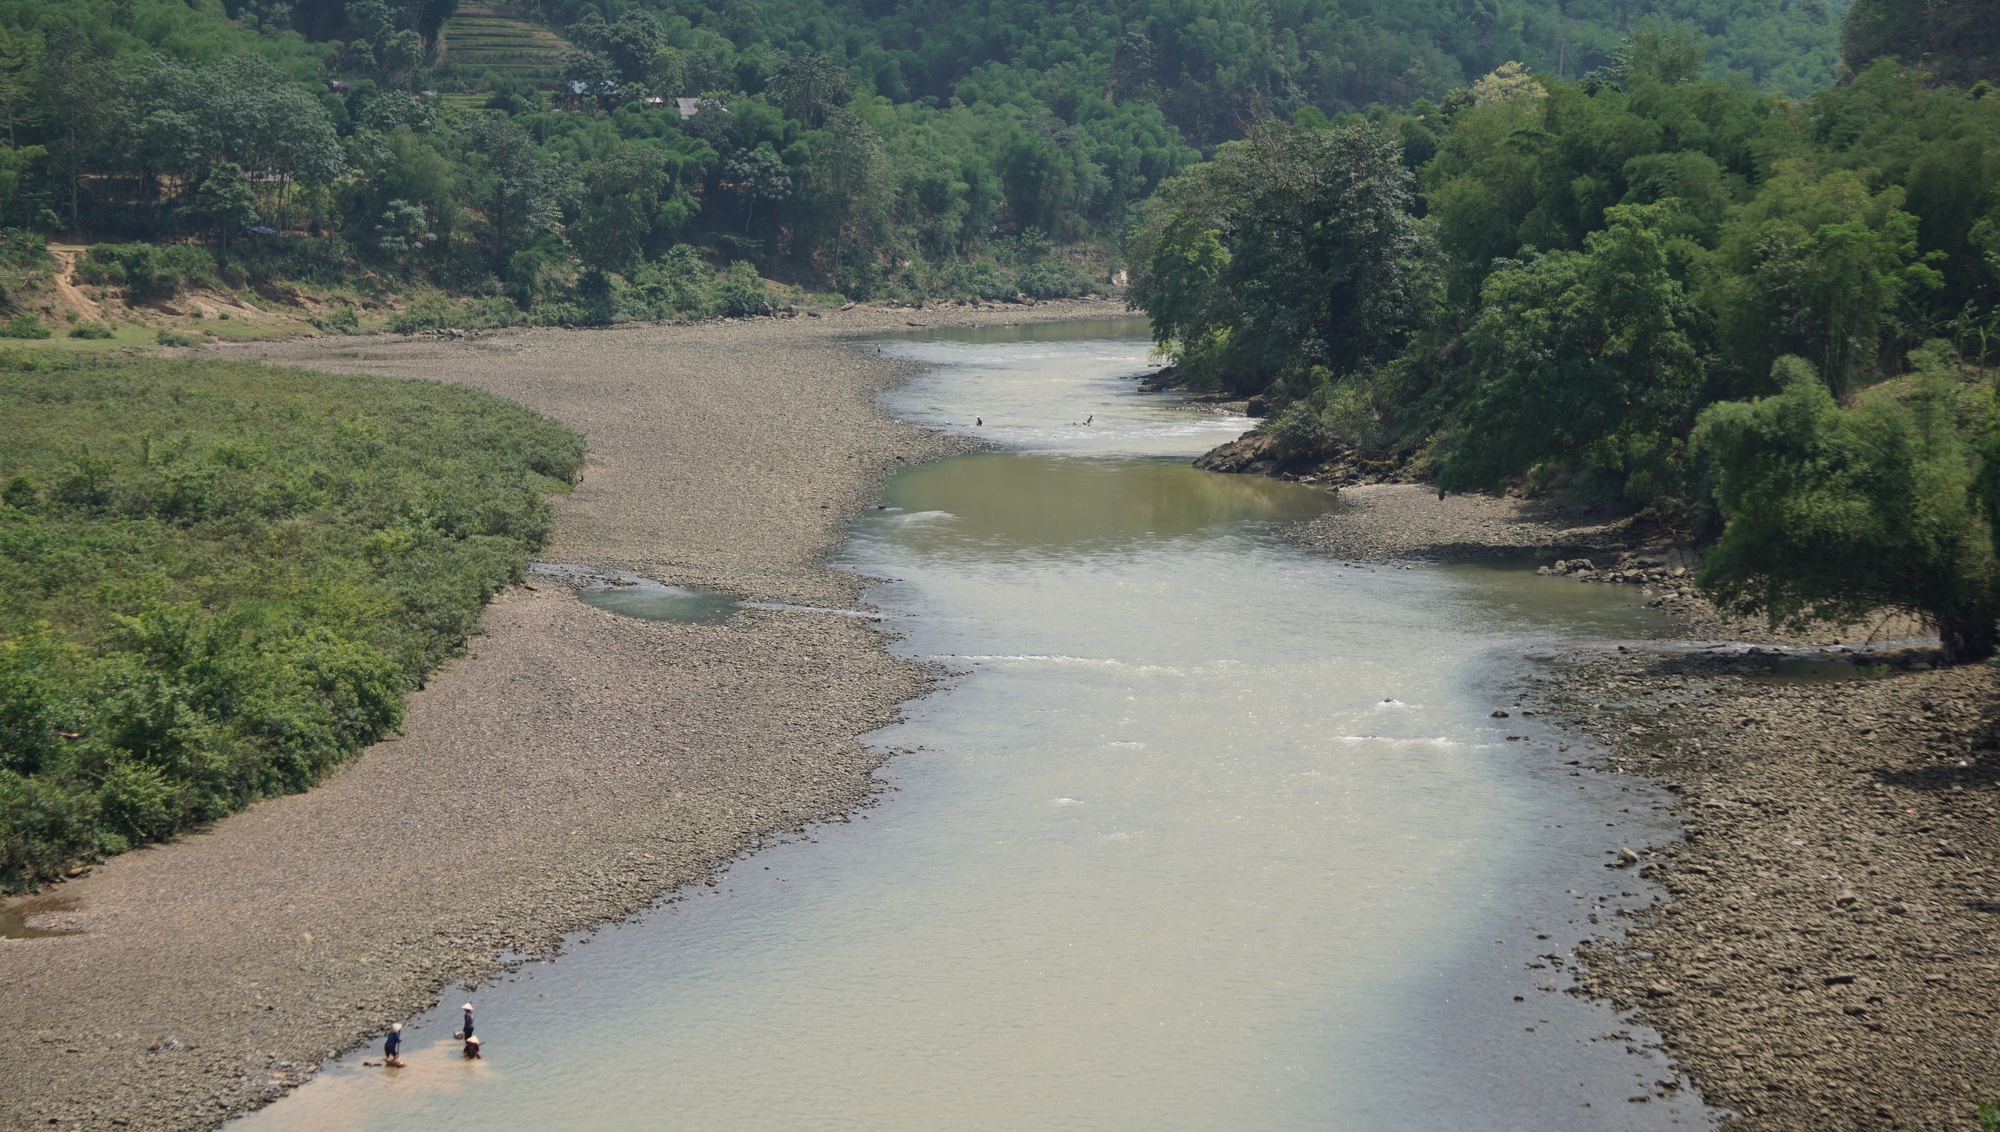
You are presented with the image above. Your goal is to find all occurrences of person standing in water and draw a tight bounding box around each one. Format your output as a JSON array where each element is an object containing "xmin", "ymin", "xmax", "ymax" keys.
[
  {"xmin": 460, "ymin": 1002, "xmax": 475, "ymax": 1039},
  {"xmin": 383, "ymin": 1023, "xmax": 404, "ymax": 1068}
]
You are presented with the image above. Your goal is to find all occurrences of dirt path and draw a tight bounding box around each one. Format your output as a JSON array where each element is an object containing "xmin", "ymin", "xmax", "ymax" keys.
[
  {"xmin": 44, "ymin": 244, "xmax": 102, "ymax": 322},
  {"xmin": 0, "ymin": 299, "xmax": 1127, "ymax": 1132}
]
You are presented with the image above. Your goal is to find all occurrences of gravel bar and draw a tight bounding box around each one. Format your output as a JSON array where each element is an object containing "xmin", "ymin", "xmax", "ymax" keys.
[{"xmin": 0, "ymin": 299, "xmax": 1127, "ymax": 1132}]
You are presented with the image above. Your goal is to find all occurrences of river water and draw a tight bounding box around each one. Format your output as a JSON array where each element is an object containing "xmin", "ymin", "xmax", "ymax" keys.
[{"xmin": 235, "ymin": 320, "xmax": 1713, "ymax": 1130}]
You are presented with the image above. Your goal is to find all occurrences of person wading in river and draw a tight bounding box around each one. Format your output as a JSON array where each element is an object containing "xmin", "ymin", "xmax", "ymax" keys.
[
  {"xmin": 463, "ymin": 1035, "xmax": 482, "ymax": 1060},
  {"xmin": 383, "ymin": 1023, "xmax": 404, "ymax": 1068},
  {"xmin": 459, "ymin": 1002, "xmax": 474, "ymax": 1040}
]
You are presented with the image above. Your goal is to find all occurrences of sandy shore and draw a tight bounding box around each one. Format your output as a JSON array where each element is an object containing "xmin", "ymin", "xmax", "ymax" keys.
[{"xmin": 0, "ymin": 299, "xmax": 1127, "ymax": 1132}]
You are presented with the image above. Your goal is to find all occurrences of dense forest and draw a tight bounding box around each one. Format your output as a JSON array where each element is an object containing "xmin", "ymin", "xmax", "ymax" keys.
[
  {"xmin": 0, "ymin": 0, "xmax": 1986, "ymax": 884},
  {"xmin": 0, "ymin": 0, "xmax": 1848, "ymax": 321},
  {"xmin": 1132, "ymin": 16, "xmax": 2000, "ymax": 660}
]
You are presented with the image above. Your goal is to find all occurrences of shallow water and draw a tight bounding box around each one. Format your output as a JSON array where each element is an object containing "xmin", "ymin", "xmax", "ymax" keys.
[
  {"xmin": 235, "ymin": 323, "xmax": 1713, "ymax": 1130},
  {"xmin": 0, "ymin": 893, "xmax": 80, "ymax": 940},
  {"xmin": 576, "ymin": 583, "xmax": 738, "ymax": 624}
]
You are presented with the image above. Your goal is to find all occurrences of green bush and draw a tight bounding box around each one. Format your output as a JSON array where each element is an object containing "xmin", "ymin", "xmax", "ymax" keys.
[
  {"xmin": 1015, "ymin": 258, "xmax": 1096, "ymax": 300},
  {"xmin": 76, "ymin": 244, "xmax": 217, "ymax": 300},
  {"xmin": 708, "ymin": 261, "xmax": 773, "ymax": 317},
  {"xmin": 529, "ymin": 300, "xmax": 589, "ymax": 326},
  {"xmin": 312, "ymin": 302, "xmax": 360, "ymax": 335},
  {"xmin": 156, "ymin": 329, "xmax": 196, "ymax": 347},
  {"xmin": 389, "ymin": 293, "xmax": 529, "ymax": 333},
  {"xmin": 67, "ymin": 321, "xmax": 114, "ymax": 340},
  {"xmin": 0, "ymin": 354, "xmax": 586, "ymax": 889},
  {"xmin": 0, "ymin": 312, "xmax": 47, "ymax": 339}
]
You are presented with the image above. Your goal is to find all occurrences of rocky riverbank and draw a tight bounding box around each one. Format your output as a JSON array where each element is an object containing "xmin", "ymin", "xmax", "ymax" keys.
[
  {"xmin": 1273, "ymin": 469, "xmax": 2000, "ymax": 1128},
  {"xmin": 0, "ymin": 299, "xmax": 1127, "ymax": 1132},
  {"xmin": 1528, "ymin": 643, "xmax": 2000, "ymax": 1131}
]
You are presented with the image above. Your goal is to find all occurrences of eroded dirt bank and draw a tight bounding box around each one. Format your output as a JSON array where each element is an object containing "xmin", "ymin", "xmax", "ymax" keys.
[
  {"xmin": 1297, "ymin": 480, "xmax": 2000, "ymax": 1130},
  {"xmin": 0, "ymin": 299, "xmax": 1125, "ymax": 1132}
]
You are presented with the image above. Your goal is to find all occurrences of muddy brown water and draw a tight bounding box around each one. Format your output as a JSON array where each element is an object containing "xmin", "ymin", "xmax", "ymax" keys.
[
  {"xmin": 0, "ymin": 894, "xmax": 80, "ymax": 940},
  {"xmin": 233, "ymin": 321, "xmax": 1716, "ymax": 1129}
]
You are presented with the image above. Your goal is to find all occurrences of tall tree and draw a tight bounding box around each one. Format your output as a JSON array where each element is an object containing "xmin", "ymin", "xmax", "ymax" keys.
[{"xmin": 1133, "ymin": 120, "xmax": 1429, "ymax": 396}]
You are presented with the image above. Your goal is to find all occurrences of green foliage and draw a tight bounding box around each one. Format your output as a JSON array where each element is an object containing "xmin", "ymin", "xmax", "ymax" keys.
[
  {"xmin": 1844, "ymin": 0, "xmax": 2000, "ymax": 87},
  {"xmin": 1695, "ymin": 348, "xmax": 1998, "ymax": 662},
  {"xmin": 388, "ymin": 293, "xmax": 530, "ymax": 333},
  {"xmin": 66, "ymin": 321, "xmax": 113, "ymax": 340},
  {"xmin": 1441, "ymin": 203, "xmax": 1705, "ymax": 503},
  {"xmin": 0, "ymin": 355, "xmax": 584, "ymax": 889},
  {"xmin": 312, "ymin": 302, "xmax": 361, "ymax": 335},
  {"xmin": 0, "ymin": 0, "xmax": 1842, "ymax": 306},
  {"xmin": 0, "ymin": 311, "xmax": 46, "ymax": 338},
  {"xmin": 77, "ymin": 245, "xmax": 217, "ymax": 300},
  {"xmin": 1977, "ymin": 1099, "xmax": 2000, "ymax": 1132},
  {"xmin": 1134, "ymin": 119, "xmax": 1428, "ymax": 396},
  {"xmin": 707, "ymin": 261, "xmax": 773, "ymax": 317},
  {"xmin": 1705, "ymin": 161, "xmax": 1941, "ymax": 396}
]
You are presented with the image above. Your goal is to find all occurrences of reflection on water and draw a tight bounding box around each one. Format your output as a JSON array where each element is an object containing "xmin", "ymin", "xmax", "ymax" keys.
[
  {"xmin": 879, "ymin": 453, "xmax": 1336, "ymax": 559},
  {"xmin": 234, "ymin": 324, "xmax": 1711, "ymax": 1131},
  {"xmin": 891, "ymin": 315, "xmax": 1155, "ymax": 345}
]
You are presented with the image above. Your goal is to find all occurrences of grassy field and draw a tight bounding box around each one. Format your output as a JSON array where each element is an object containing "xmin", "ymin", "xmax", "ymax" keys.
[{"xmin": 0, "ymin": 354, "xmax": 584, "ymax": 889}]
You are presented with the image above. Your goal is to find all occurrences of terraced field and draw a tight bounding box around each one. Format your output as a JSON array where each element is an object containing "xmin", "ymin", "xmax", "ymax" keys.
[{"xmin": 438, "ymin": 5, "xmax": 570, "ymax": 87}]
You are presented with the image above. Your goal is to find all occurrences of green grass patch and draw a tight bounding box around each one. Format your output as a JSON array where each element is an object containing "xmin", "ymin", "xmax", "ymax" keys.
[{"xmin": 0, "ymin": 354, "xmax": 584, "ymax": 890}]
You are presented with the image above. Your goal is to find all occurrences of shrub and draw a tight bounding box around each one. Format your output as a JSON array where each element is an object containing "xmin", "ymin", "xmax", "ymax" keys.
[
  {"xmin": 1267, "ymin": 402, "xmax": 1340, "ymax": 461},
  {"xmin": 0, "ymin": 354, "xmax": 586, "ymax": 889},
  {"xmin": 67, "ymin": 321, "xmax": 114, "ymax": 340},
  {"xmin": 156, "ymin": 329, "xmax": 196, "ymax": 347},
  {"xmin": 0, "ymin": 312, "xmax": 47, "ymax": 339},
  {"xmin": 627, "ymin": 246, "xmax": 709, "ymax": 316},
  {"xmin": 1015, "ymin": 257, "xmax": 1096, "ymax": 299},
  {"xmin": 390, "ymin": 293, "xmax": 529, "ymax": 333},
  {"xmin": 1697, "ymin": 349, "xmax": 2000, "ymax": 663},
  {"xmin": 389, "ymin": 293, "xmax": 456, "ymax": 333},
  {"xmin": 312, "ymin": 302, "xmax": 360, "ymax": 335},
  {"xmin": 76, "ymin": 244, "xmax": 217, "ymax": 300},
  {"xmin": 708, "ymin": 261, "xmax": 773, "ymax": 317},
  {"xmin": 529, "ymin": 300, "xmax": 588, "ymax": 326}
]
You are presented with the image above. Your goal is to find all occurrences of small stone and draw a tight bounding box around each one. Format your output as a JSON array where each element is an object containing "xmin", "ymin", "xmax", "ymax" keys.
[
  {"xmin": 1491, "ymin": 709, "xmax": 1510, "ymax": 718},
  {"xmin": 1834, "ymin": 891, "xmax": 1859, "ymax": 908},
  {"xmin": 1645, "ymin": 982, "xmax": 1673, "ymax": 998},
  {"xmin": 1616, "ymin": 847, "xmax": 1641, "ymax": 867}
]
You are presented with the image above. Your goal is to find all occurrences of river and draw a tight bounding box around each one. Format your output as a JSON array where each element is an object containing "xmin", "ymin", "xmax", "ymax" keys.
[{"xmin": 233, "ymin": 319, "xmax": 1713, "ymax": 1130}]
